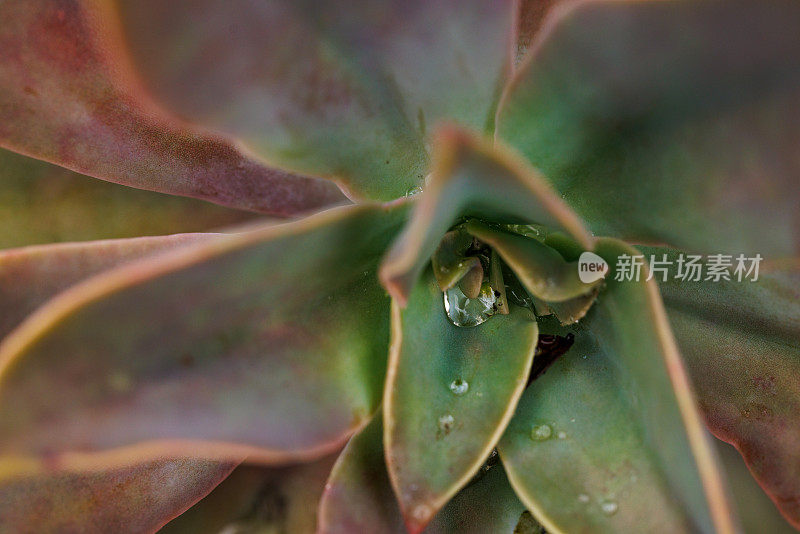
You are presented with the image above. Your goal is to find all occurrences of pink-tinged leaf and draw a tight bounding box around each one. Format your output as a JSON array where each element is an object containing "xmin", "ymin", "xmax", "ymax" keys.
[
  {"xmin": 319, "ymin": 415, "xmax": 527, "ymax": 534},
  {"xmin": 380, "ymin": 126, "xmax": 592, "ymax": 306},
  {"xmin": 383, "ymin": 269, "xmax": 538, "ymax": 532},
  {"xmin": 114, "ymin": 0, "xmax": 515, "ymax": 201},
  {"xmin": 0, "ymin": 233, "xmax": 216, "ymax": 339},
  {"xmin": 0, "ymin": 456, "xmax": 236, "ymax": 533},
  {"xmin": 0, "ymin": 202, "xmax": 409, "ymax": 467},
  {"xmin": 0, "ymin": 0, "xmax": 345, "ymax": 216},
  {"xmin": 0, "ymin": 148, "xmax": 258, "ymax": 249},
  {"xmin": 649, "ymin": 249, "xmax": 800, "ymax": 528},
  {"xmin": 162, "ymin": 453, "xmax": 339, "ymax": 533},
  {"xmin": 514, "ymin": 0, "xmax": 562, "ymax": 65},
  {"xmin": 497, "ymin": 0, "xmax": 800, "ymax": 257}
]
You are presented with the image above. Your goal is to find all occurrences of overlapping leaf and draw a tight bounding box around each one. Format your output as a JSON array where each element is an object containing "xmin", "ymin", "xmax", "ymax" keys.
[
  {"xmin": 0, "ymin": 0, "xmax": 344, "ymax": 215},
  {"xmin": 380, "ymin": 126, "xmax": 592, "ymax": 305},
  {"xmin": 0, "ymin": 203, "xmax": 408, "ymax": 466},
  {"xmin": 497, "ymin": 0, "xmax": 800, "ymax": 257},
  {"xmin": 383, "ymin": 269, "xmax": 537, "ymax": 532},
  {"xmin": 115, "ymin": 0, "xmax": 515, "ymax": 201}
]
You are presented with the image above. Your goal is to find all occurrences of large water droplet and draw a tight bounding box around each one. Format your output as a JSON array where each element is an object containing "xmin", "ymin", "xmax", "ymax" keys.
[
  {"xmin": 443, "ymin": 281, "xmax": 498, "ymax": 327},
  {"xmin": 449, "ymin": 378, "xmax": 469, "ymax": 395},
  {"xmin": 438, "ymin": 414, "xmax": 455, "ymax": 434},
  {"xmin": 530, "ymin": 424, "xmax": 552, "ymax": 441},
  {"xmin": 600, "ymin": 500, "xmax": 619, "ymax": 515}
]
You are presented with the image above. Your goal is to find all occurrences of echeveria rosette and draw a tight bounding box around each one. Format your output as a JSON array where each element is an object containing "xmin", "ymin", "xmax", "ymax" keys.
[{"xmin": 0, "ymin": 0, "xmax": 797, "ymax": 533}]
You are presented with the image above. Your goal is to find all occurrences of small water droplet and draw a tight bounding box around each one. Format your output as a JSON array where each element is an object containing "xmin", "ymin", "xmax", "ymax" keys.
[
  {"xmin": 530, "ymin": 424, "xmax": 552, "ymax": 441},
  {"xmin": 600, "ymin": 501, "xmax": 618, "ymax": 515},
  {"xmin": 449, "ymin": 379, "xmax": 469, "ymax": 395},
  {"xmin": 557, "ymin": 431, "xmax": 567, "ymax": 439},
  {"xmin": 412, "ymin": 504, "xmax": 432, "ymax": 521},
  {"xmin": 443, "ymin": 281, "xmax": 498, "ymax": 327},
  {"xmin": 405, "ymin": 186, "xmax": 423, "ymax": 197},
  {"xmin": 438, "ymin": 414, "xmax": 455, "ymax": 434},
  {"xmin": 578, "ymin": 493, "xmax": 590, "ymax": 503},
  {"xmin": 570, "ymin": 418, "xmax": 576, "ymax": 423}
]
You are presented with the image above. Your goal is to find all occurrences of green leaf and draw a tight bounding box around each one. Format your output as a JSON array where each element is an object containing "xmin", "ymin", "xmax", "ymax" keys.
[
  {"xmin": 319, "ymin": 414, "xmax": 527, "ymax": 534},
  {"xmin": 496, "ymin": 0, "xmax": 800, "ymax": 257},
  {"xmin": 383, "ymin": 269, "xmax": 538, "ymax": 532},
  {"xmin": 650, "ymin": 250, "xmax": 800, "ymax": 528},
  {"xmin": 0, "ymin": 456, "xmax": 235, "ymax": 533},
  {"xmin": 161, "ymin": 453, "xmax": 339, "ymax": 533},
  {"xmin": 499, "ymin": 321, "xmax": 700, "ymax": 532},
  {"xmin": 380, "ymin": 126, "xmax": 592, "ymax": 305},
  {"xmin": 0, "ymin": 234, "xmax": 215, "ymax": 339},
  {"xmin": 0, "ymin": 0, "xmax": 344, "ymax": 215},
  {"xmin": 0, "ymin": 148, "xmax": 257, "ymax": 250},
  {"xmin": 115, "ymin": 0, "xmax": 515, "ymax": 201},
  {"xmin": 0, "ymin": 202, "xmax": 409, "ymax": 466}
]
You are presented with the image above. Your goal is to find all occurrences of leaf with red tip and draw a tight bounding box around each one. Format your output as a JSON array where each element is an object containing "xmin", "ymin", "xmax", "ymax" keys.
[
  {"xmin": 0, "ymin": 234, "xmax": 215, "ymax": 339},
  {"xmin": 0, "ymin": 202, "xmax": 409, "ymax": 466},
  {"xmin": 319, "ymin": 414, "xmax": 527, "ymax": 534},
  {"xmin": 380, "ymin": 127, "xmax": 592, "ymax": 306},
  {"xmin": 115, "ymin": 0, "xmax": 515, "ymax": 201},
  {"xmin": 497, "ymin": 0, "xmax": 800, "ymax": 257},
  {"xmin": 0, "ymin": 456, "xmax": 236, "ymax": 533},
  {"xmin": 649, "ymin": 249, "xmax": 800, "ymax": 528},
  {"xmin": 162, "ymin": 454, "xmax": 338, "ymax": 533},
  {"xmin": 0, "ymin": 0, "xmax": 344, "ymax": 215},
  {"xmin": 0, "ymin": 148, "xmax": 257, "ymax": 249},
  {"xmin": 383, "ymin": 269, "xmax": 537, "ymax": 532}
]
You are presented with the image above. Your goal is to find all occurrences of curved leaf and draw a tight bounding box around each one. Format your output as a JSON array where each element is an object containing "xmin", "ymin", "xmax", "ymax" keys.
[
  {"xmin": 115, "ymin": 0, "xmax": 515, "ymax": 201},
  {"xmin": 162, "ymin": 454, "xmax": 338, "ymax": 533},
  {"xmin": 319, "ymin": 414, "xmax": 527, "ymax": 534},
  {"xmin": 0, "ymin": 202, "xmax": 409, "ymax": 466},
  {"xmin": 514, "ymin": 0, "xmax": 561, "ymax": 65},
  {"xmin": 0, "ymin": 456, "xmax": 235, "ymax": 533},
  {"xmin": 0, "ymin": 234, "xmax": 215, "ymax": 339},
  {"xmin": 383, "ymin": 269, "xmax": 538, "ymax": 532},
  {"xmin": 381, "ymin": 126, "xmax": 592, "ymax": 305},
  {"xmin": 652, "ymin": 251, "xmax": 800, "ymax": 528},
  {"xmin": 499, "ymin": 319, "xmax": 698, "ymax": 532},
  {"xmin": 0, "ymin": 0, "xmax": 344, "ymax": 215},
  {"xmin": 497, "ymin": 0, "xmax": 800, "ymax": 257},
  {"xmin": 0, "ymin": 148, "xmax": 257, "ymax": 249}
]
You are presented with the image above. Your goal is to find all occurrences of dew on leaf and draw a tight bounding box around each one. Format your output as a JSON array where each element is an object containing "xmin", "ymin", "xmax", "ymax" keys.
[
  {"xmin": 557, "ymin": 430, "xmax": 567, "ymax": 439},
  {"xmin": 443, "ymin": 281, "xmax": 498, "ymax": 327},
  {"xmin": 600, "ymin": 501, "xmax": 619, "ymax": 515},
  {"xmin": 530, "ymin": 424, "xmax": 552, "ymax": 441},
  {"xmin": 405, "ymin": 185, "xmax": 423, "ymax": 197},
  {"xmin": 438, "ymin": 414, "xmax": 455, "ymax": 434},
  {"xmin": 449, "ymin": 378, "xmax": 469, "ymax": 395},
  {"xmin": 578, "ymin": 493, "xmax": 591, "ymax": 503}
]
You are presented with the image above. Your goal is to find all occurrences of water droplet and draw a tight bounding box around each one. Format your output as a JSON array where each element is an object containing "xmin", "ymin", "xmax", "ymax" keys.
[
  {"xmin": 557, "ymin": 431, "xmax": 567, "ymax": 439},
  {"xmin": 412, "ymin": 504, "xmax": 432, "ymax": 521},
  {"xmin": 600, "ymin": 501, "xmax": 618, "ymax": 515},
  {"xmin": 570, "ymin": 418, "xmax": 576, "ymax": 423},
  {"xmin": 530, "ymin": 424, "xmax": 552, "ymax": 441},
  {"xmin": 449, "ymin": 379, "xmax": 469, "ymax": 395},
  {"xmin": 578, "ymin": 493, "xmax": 590, "ymax": 503},
  {"xmin": 438, "ymin": 414, "xmax": 455, "ymax": 434},
  {"xmin": 405, "ymin": 185, "xmax": 423, "ymax": 197},
  {"xmin": 443, "ymin": 281, "xmax": 498, "ymax": 327}
]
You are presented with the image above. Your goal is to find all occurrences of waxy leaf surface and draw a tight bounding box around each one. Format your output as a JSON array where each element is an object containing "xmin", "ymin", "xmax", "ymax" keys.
[
  {"xmin": 116, "ymin": 0, "xmax": 515, "ymax": 201},
  {"xmin": 497, "ymin": 0, "xmax": 800, "ymax": 257},
  {"xmin": 0, "ymin": 203, "xmax": 408, "ymax": 465},
  {"xmin": 650, "ymin": 250, "xmax": 800, "ymax": 528},
  {"xmin": 381, "ymin": 127, "xmax": 592, "ymax": 305},
  {"xmin": 383, "ymin": 269, "xmax": 538, "ymax": 532},
  {"xmin": 0, "ymin": 0, "xmax": 344, "ymax": 215},
  {"xmin": 319, "ymin": 415, "xmax": 526, "ymax": 534},
  {"xmin": 0, "ymin": 457, "xmax": 235, "ymax": 533}
]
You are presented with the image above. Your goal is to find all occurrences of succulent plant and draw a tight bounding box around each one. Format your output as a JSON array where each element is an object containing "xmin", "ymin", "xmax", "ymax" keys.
[{"xmin": 1, "ymin": 0, "xmax": 799, "ymax": 532}]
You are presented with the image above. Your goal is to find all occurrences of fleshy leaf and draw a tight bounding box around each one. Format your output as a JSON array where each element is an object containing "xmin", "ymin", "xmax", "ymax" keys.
[
  {"xmin": 497, "ymin": 0, "xmax": 800, "ymax": 257},
  {"xmin": 514, "ymin": 0, "xmax": 561, "ymax": 65},
  {"xmin": 500, "ymin": 319, "xmax": 700, "ymax": 532},
  {"xmin": 0, "ymin": 148, "xmax": 257, "ymax": 249},
  {"xmin": 161, "ymin": 453, "xmax": 338, "ymax": 533},
  {"xmin": 0, "ymin": 203, "xmax": 409, "ymax": 466},
  {"xmin": 717, "ymin": 440, "xmax": 797, "ymax": 534},
  {"xmin": 319, "ymin": 414, "xmax": 527, "ymax": 534},
  {"xmin": 0, "ymin": 234, "xmax": 214, "ymax": 338},
  {"xmin": 650, "ymin": 251, "xmax": 800, "ymax": 528},
  {"xmin": 381, "ymin": 126, "xmax": 592, "ymax": 305},
  {"xmin": 0, "ymin": 456, "xmax": 235, "ymax": 533},
  {"xmin": 464, "ymin": 220, "xmax": 600, "ymax": 302},
  {"xmin": 114, "ymin": 0, "xmax": 515, "ymax": 201},
  {"xmin": 383, "ymin": 269, "xmax": 538, "ymax": 532},
  {"xmin": 0, "ymin": 0, "xmax": 344, "ymax": 215}
]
